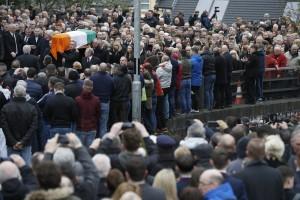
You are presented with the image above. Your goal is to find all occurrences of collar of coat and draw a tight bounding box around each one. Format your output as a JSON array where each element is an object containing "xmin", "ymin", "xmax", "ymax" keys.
[
  {"xmin": 25, "ymin": 186, "xmax": 75, "ymax": 200},
  {"xmin": 244, "ymin": 159, "xmax": 267, "ymax": 167}
]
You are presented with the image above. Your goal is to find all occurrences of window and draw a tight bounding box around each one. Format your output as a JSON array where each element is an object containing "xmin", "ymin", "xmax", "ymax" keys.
[{"xmin": 141, "ymin": 0, "xmax": 149, "ymax": 10}]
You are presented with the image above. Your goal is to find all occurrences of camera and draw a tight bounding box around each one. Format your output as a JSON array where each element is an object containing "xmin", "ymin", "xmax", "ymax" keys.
[
  {"xmin": 214, "ymin": 7, "xmax": 220, "ymax": 13},
  {"xmin": 121, "ymin": 122, "xmax": 135, "ymax": 130}
]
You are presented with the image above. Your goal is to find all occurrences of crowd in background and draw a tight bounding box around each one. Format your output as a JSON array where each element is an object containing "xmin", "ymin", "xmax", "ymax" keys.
[{"xmin": 0, "ymin": 3, "xmax": 300, "ymax": 200}]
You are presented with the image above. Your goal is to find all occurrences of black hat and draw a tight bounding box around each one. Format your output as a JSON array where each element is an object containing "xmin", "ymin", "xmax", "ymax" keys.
[{"xmin": 157, "ymin": 135, "xmax": 176, "ymax": 148}]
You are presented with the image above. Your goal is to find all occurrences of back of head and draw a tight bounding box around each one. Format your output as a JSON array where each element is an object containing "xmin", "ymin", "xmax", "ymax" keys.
[
  {"xmin": 265, "ymin": 135, "xmax": 285, "ymax": 160},
  {"xmin": 191, "ymin": 46, "xmax": 199, "ymax": 54},
  {"xmin": 187, "ymin": 122, "xmax": 206, "ymax": 138},
  {"xmin": 231, "ymin": 124, "xmax": 247, "ymax": 143},
  {"xmin": 68, "ymin": 70, "xmax": 79, "ymax": 81},
  {"xmin": 23, "ymin": 45, "xmax": 31, "ymax": 54},
  {"xmin": 35, "ymin": 161, "xmax": 62, "ymax": 190},
  {"xmin": 27, "ymin": 67, "xmax": 37, "ymax": 79},
  {"xmin": 0, "ymin": 161, "xmax": 20, "ymax": 184},
  {"xmin": 247, "ymin": 138, "xmax": 265, "ymax": 160},
  {"xmin": 112, "ymin": 182, "xmax": 141, "ymax": 200},
  {"xmin": 153, "ymin": 169, "xmax": 177, "ymax": 199},
  {"xmin": 122, "ymin": 127, "xmax": 142, "ymax": 152},
  {"xmin": 46, "ymin": 64, "xmax": 57, "ymax": 77},
  {"xmin": 13, "ymin": 85, "xmax": 26, "ymax": 97},
  {"xmin": 99, "ymin": 63, "xmax": 107, "ymax": 72},
  {"xmin": 176, "ymin": 151, "xmax": 194, "ymax": 173},
  {"xmin": 92, "ymin": 154, "xmax": 111, "ymax": 178},
  {"xmin": 199, "ymin": 169, "xmax": 224, "ymax": 194},
  {"xmin": 125, "ymin": 156, "xmax": 147, "ymax": 182},
  {"xmin": 211, "ymin": 148, "xmax": 230, "ymax": 170},
  {"xmin": 54, "ymin": 82, "xmax": 65, "ymax": 92},
  {"xmin": 120, "ymin": 191, "xmax": 141, "ymax": 200},
  {"xmin": 277, "ymin": 165, "xmax": 294, "ymax": 183},
  {"xmin": 180, "ymin": 187, "xmax": 203, "ymax": 200},
  {"xmin": 107, "ymin": 169, "xmax": 125, "ymax": 192},
  {"xmin": 53, "ymin": 147, "xmax": 75, "ymax": 168}
]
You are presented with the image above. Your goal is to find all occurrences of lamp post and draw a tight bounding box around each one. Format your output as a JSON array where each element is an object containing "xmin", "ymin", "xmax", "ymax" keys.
[{"xmin": 132, "ymin": 0, "xmax": 141, "ymax": 121}]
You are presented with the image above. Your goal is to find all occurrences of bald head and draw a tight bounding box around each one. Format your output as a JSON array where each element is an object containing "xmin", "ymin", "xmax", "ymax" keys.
[
  {"xmin": 0, "ymin": 161, "xmax": 20, "ymax": 184},
  {"xmin": 218, "ymin": 134, "xmax": 236, "ymax": 153},
  {"xmin": 221, "ymin": 45, "xmax": 229, "ymax": 53},
  {"xmin": 199, "ymin": 169, "xmax": 224, "ymax": 195},
  {"xmin": 247, "ymin": 138, "xmax": 265, "ymax": 160}
]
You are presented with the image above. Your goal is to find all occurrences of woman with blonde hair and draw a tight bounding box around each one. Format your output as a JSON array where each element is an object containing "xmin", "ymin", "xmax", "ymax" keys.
[
  {"xmin": 153, "ymin": 169, "xmax": 178, "ymax": 200},
  {"xmin": 112, "ymin": 182, "xmax": 141, "ymax": 200},
  {"xmin": 109, "ymin": 41, "xmax": 123, "ymax": 64},
  {"xmin": 265, "ymin": 134, "xmax": 285, "ymax": 168}
]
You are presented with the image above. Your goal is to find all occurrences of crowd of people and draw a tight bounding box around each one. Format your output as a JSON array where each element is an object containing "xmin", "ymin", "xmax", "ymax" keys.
[{"xmin": 0, "ymin": 3, "xmax": 300, "ymax": 200}]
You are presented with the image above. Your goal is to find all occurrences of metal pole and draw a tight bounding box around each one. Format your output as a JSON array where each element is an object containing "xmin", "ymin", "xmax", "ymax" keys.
[{"xmin": 132, "ymin": 0, "xmax": 141, "ymax": 121}]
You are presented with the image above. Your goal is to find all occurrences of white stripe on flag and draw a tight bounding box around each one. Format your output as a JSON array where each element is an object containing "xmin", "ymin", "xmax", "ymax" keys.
[{"xmin": 67, "ymin": 31, "xmax": 88, "ymax": 48}]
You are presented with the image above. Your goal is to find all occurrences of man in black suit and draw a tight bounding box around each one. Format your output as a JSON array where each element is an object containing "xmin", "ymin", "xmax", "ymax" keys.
[
  {"xmin": 22, "ymin": 27, "xmax": 32, "ymax": 46},
  {"xmin": 3, "ymin": 24, "xmax": 23, "ymax": 67},
  {"xmin": 125, "ymin": 156, "xmax": 166, "ymax": 200},
  {"xmin": 16, "ymin": 45, "xmax": 40, "ymax": 71},
  {"xmin": 221, "ymin": 45, "xmax": 234, "ymax": 107},
  {"xmin": 0, "ymin": 30, "xmax": 5, "ymax": 62},
  {"xmin": 81, "ymin": 47, "xmax": 100, "ymax": 71},
  {"xmin": 28, "ymin": 27, "xmax": 43, "ymax": 55}
]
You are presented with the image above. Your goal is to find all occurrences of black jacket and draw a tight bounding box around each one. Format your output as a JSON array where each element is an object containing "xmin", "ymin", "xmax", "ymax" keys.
[
  {"xmin": 109, "ymin": 50, "xmax": 123, "ymax": 64},
  {"xmin": 94, "ymin": 47, "xmax": 109, "ymax": 63},
  {"xmin": 245, "ymin": 52, "xmax": 260, "ymax": 78},
  {"xmin": 140, "ymin": 183, "xmax": 166, "ymax": 200},
  {"xmin": 3, "ymin": 31, "xmax": 23, "ymax": 60},
  {"xmin": 65, "ymin": 80, "xmax": 83, "ymax": 99},
  {"xmin": 202, "ymin": 50, "xmax": 216, "ymax": 76},
  {"xmin": 223, "ymin": 52, "xmax": 234, "ymax": 79},
  {"xmin": 235, "ymin": 160, "xmax": 284, "ymax": 200},
  {"xmin": 215, "ymin": 53, "xmax": 227, "ymax": 84},
  {"xmin": 61, "ymin": 49, "xmax": 81, "ymax": 68},
  {"xmin": 43, "ymin": 93, "xmax": 78, "ymax": 127},
  {"xmin": 1, "ymin": 97, "xmax": 38, "ymax": 146},
  {"xmin": 0, "ymin": 31, "xmax": 5, "ymax": 61},
  {"xmin": 81, "ymin": 56, "xmax": 101, "ymax": 70},
  {"xmin": 111, "ymin": 73, "xmax": 131, "ymax": 102},
  {"xmin": 16, "ymin": 54, "xmax": 40, "ymax": 70}
]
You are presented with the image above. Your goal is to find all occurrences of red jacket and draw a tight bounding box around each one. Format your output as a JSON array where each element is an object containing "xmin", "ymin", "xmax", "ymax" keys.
[
  {"xmin": 270, "ymin": 53, "xmax": 287, "ymax": 68},
  {"xmin": 75, "ymin": 91, "xmax": 100, "ymax": 131}
]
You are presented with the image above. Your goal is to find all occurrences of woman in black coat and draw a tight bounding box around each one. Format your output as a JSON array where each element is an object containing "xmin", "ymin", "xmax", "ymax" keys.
[{"xmin": 244, "ymin": 45, "xmax": 259, "ymax": 104}]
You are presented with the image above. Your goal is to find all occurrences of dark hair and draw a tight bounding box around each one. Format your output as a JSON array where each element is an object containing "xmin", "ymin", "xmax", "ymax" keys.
[
  {"xmin": 54, "ymin": 82, "xmax": 65, "ymax": 90},
  {"xmin": 190, "ymin": 167, "xmax": 205, "ymax": 187},
  {"xmin": 46, "ymin": 64, "xmax": 57, "ymax": 77},
  {"xmin": 35, "ymin": 161, "xmax": 62, "ymax": 190},
  {"xmin": 191, "ymin": 46, "xmax": 199, "ymax": 54},
  {"xmin": 122, "ymin": 128, "xmax": 142, "ymax": 152},
  {"xmin": 125, "ymin": 156, "xmax": 147, "ymax": 182},
  {"xmin": 27, "ymin": 67, "xmax": 37, "ymax": 78},
  {"xmin": 107, "ymin": 169, "xmax": 125, "ymax": 193},
  {"xmin": 277, "ymin": 166, "xmax": 294, "ymax": 183},
  {"xmin": 180, "ymin": 187, "xmax": 203, "ymax": 200},
  {"xmin": 225, "ymin": 116, "xmax": 239, "ymax": 129},
  {"xmin": 57, "ymin": 67, "xmax": 65, "ymax": 77},
  {"xmin": 176, "ymin": 153, "xmax": 194, "ymax": 173},
  {"xmin": 48, "ymin": 77, "xmax": 60, "ymax": 88},
  {"xmin": 211, "ymin": 148, "xmax": 230, "ymax": 169}
]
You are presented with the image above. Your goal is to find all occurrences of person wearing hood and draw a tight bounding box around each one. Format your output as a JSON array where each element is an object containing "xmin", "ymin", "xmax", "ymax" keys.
[
  {"xmin": 75, "ymin": 79, "xmax": 100, "ymax": 147},
  {"xmin": 243, "ymin": 44, "xmax": 260, "ymax": 104},
  {"xmin": 190, "ymin": 46, "xmax": 203, "ymax": 112},
  {"xmin": 199, "ymin": 169, "xmax": 237, "ymax": 200},
  {"xmin": 111, "ymin": 64, "xmax": 132, "ymax": 124}
]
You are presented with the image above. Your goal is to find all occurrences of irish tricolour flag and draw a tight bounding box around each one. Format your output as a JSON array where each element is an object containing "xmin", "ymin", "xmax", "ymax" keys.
[{"xmin": 51, "ymin": 29, "xmax": 96, "ymax": 59}]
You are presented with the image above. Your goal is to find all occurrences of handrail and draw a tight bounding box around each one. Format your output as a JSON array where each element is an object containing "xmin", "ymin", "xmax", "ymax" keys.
[{"xmin": 232, "ymin": 66, "xmax": 297, "ymax": 74}]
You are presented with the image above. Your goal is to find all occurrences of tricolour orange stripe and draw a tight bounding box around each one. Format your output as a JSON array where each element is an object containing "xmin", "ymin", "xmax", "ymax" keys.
[{"xmin": 50, "ymin": 33, "xmax": 71, "ymax": 60}]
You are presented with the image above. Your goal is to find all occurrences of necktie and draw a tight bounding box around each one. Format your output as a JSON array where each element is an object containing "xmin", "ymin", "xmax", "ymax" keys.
[{"xmin": 13, "ymin": 33, "xmax": 18, "ymax": 55}]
